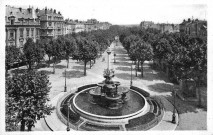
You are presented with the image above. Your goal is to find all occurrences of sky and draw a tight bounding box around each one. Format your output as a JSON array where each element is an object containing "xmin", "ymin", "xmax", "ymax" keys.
[{"xmin": 2, "ymin": 0, "xmax": 208, "ymax": 25}]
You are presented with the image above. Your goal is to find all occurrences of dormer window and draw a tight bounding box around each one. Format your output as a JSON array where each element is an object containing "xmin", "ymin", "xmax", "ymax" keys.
[{"xmin": 11, "ymin": 19, "xmax": 14, "ymax": 25}]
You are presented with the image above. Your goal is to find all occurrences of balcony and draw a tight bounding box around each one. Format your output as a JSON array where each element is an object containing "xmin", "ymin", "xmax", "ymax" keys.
[
  {"xmin": 47, "ymin": 26, "xmax": 54, "ymax": 29},
  {"xmin": 40, "ymin": 33, "xmax": 54, "ymax": 37}
]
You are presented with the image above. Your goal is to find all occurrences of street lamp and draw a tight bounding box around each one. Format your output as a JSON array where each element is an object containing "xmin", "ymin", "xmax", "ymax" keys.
[
  {"xmin": 114, "ymin": 53, "xmax": 116, "ymax": 63},
  {"xmin": 114, "ymin": 42, "xmax": 116, "ymax": 63},
  {"xmin": 66, "ymin": 101, "xmax": 70, "ymax": 131},
  {"xmin": 172, "ymin": 88, "xmax": 176, "ymax": 124},
  {"xmin": 64, "ymin": 69, "xmax": 67, "ymax": 92},
  {"xmin": 130, "ymin": 61, "xmax": 133, "ymax": 86}
]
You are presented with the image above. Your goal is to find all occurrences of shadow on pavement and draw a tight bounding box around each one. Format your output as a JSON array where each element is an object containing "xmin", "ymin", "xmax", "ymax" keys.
[
  {"xmin": 116, "ymin": 66, "xmax": 131, "ymax": 71},
  {"xmin": 165, "ymin": 95, "xmax": 206, "ymax": 114},
  {"xmin": 114, "ymin": 61, "xmax": 132, "ymax": 66},
  {"xmin": 115, "ymin": 73, "xmax": 137, "ymax": 80},
  {"xmin": 135, "ymin": 63, "xmax": 170, "ymax": 83},
  {"xmin": 62, "ymin": 70, "xmax": 84, "ymax": 79},
  {"xmin": 147, "ymin": 83, "xmax": 176, "ymax": 93},
  {"xmin": 37, "ymin": 70, "xmax": 53, "ymax": 75},
  {"xmin": 54, "ymin": 65, "xmax": 67, "ymax": 69},
  {"xmin": 116, "ymin": 54, "xmax": 128, "ymax": 58},
  {"xmin": 72, "ymin": 65, "xmax": 89, "ymax": 70},
  {"xmin": 116, "ymin": 57, "xmax": 130, "ymax": 62}
]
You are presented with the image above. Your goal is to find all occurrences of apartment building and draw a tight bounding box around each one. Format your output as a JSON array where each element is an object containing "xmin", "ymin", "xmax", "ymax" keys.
[
  {"xmin": 37, "ymin": 7, "xmax": 64, "ymax": 39},
  {"xmin": 5, "ymin": 5, "xmax": 40, "ymax": 47},
  {"xmin": 179, "ymin": 18, "xmax": 207, "ymax": 38}
]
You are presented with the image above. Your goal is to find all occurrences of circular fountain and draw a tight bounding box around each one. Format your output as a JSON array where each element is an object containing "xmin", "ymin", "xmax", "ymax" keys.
[
  {"xmin": 89, "ymin": 69, "xmax": 128, "ymax": 109},
  {"xmin": 57, "ymin": 48, "xmax": 165, "ymax": 131}
]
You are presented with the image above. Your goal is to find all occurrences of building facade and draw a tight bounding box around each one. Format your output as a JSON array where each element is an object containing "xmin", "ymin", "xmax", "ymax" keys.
[
  {"xmin": 37, "ymin": 7, "xmax": 64, "ymax": 39},
  {"xmin": 140, "ymin": 21, "xmax": 179, "ymax": 33},
  {"xmin": 140, "ymin": 21, "xmax": 154, "ymax": 29},
  {"xmin": 179, "ymin": 18, "xmax": 207, "ymax": 38},
  {"xmin": 5, "ymin": 5, "xmax": 112, "ymax": 47},
  {"xmin": 5, "ymin": 5, "xmax": 40, "ymax": 47}
]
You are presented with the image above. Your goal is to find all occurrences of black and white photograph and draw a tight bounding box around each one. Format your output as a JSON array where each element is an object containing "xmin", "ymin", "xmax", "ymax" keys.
[{"xmin": 0, "ymin": 0, "xmax": 212, "ymax": 134}]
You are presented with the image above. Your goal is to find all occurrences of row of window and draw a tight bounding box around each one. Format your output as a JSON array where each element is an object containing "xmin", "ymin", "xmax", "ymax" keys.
[
  {"xmin": 9, "ymin": 19, "xmax": 39, "ymax": 25},
  {"xmin": 9, "ymin": 28, "xmax": 39, "ymax": 39},
  {"xmin": 185, "ymin": 27, "xmax": 206, "ymax": 36},
  {"xmin": 47, "ymin": 16, "xmax": 63, "ymax": 21}
]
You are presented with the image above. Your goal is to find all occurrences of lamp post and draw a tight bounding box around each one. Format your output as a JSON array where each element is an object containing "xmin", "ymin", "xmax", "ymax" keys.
[
  {"xmin": 114, "ymin": 53, "xmax": 116, "ymax": 63},
  {"xmin": 66, "ymin": 101, "xmax": 70, "ymax": 131},
  {"xmin": 114, "ymin": 42, "xmax": 115, "ymax": 63},
  {"xmin": 130, "ymin": 61, "xmax": 133, "ymax": 86},
  {"xmin": 172, "ymin": 88, "xmax": 176, "ymax": 124},
  {"xmin": 64, "ymin": 69, "xmax": 67, "ymax": 92},
  {"xmin": 107, "ymin": 48, "xmax": 111, "ymax": 70}
]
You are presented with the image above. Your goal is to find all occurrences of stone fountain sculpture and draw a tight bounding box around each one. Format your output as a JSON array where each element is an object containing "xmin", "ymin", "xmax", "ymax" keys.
[{"xmin": 89, "ymin": 48, "xmax": 129, "ymax": 109}]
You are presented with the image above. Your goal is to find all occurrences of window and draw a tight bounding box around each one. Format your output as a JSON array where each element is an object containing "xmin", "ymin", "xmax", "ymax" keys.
[
  {"xmin": 36, "ymin": 29, "xmax": 39, "ymax": 36},
  {"xmin": 48, "ymin": 16, "xmax": 51, "ymax": 20},
  {"xmin": 31, "ymin": 28, "xmax": 34, "ymax": 37},
  {"xmin": 11, "ymin": 19, "xmax": 14, "ymax": 25},
  {"xmin": 48, "ymin": 22, "xmax": 52, "ymax": 26},
  {"xmin": 20, "ymin": 29, "xmax": 23, "ymax": 37},
  {"xmin": 20, "ymin": 41, "xmax": 24, "ymax": 48},
  {"xmin": 10, "ymin": 32, "xmax": 14, "ymax": 39},
  {"xmin": 26, "ymin": 29, "xmax": 29, "ymax": 37}
]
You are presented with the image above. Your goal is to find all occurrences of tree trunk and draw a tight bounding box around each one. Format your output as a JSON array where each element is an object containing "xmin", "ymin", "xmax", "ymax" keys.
[
  {"xmin": 84, "ymin": 60, "xmax": 87, "ymax": 76},
  {"xmin": 137, "ymin": 60, "xmax": 140, "ymax": 71},
  {"xmin": 53, "ymin": 57, "xmax": 56, "ymax": 74},
  {"xmin": 67, "ymin": 58, "xmax": 69, "ymax": 68},
  {"xmin": 28, "ymin": 62, "xmax": 31, "ymax": 71},
  {"xmin": 27, "ymin": 121, "xmax": 34, "ymax": 131},
  {"xmin": 17, "ymin": 63, "xmax": 20, "ymax": 70},
  {"xmin": 135, "ymin": 65, "xmax": 137, "ymax": 77},
  {"xmin": 20, "ymin": 120, "xmax": 25, "ymax": 131},
  {"xmin": 27, "ymin": 125, "xmax": 32, "ymax": 131},
  {"xmin": 94, "ymin": 59, "xmax": 96, "ymax": 64},
  {"xmin": 48, "ymin": 56, "xmax": 51, "ymax": 67},
  {"xmin": 141, "ymin": 61, "xmax": 144, "ymax": 78},
  {"xmin": 90, "ymin": 60, "xmax": 92, "ymax": 69},
  {"xmin": 197, "ymin": 78, "xmax": 202, "ymax": 107}
]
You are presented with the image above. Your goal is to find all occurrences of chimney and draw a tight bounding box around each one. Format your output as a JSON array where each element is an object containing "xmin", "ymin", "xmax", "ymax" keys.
[
  {"xmin": 45, "ymin": 7, "xmax": 47, "ymax": 14},
  {"xmin": 36, "ymin": 8, "xmax": 39, "ymax": 13},
  {"xmin": 54, "ymin": 9, "xmax": 56, "ymax": 13},
  {"xmin": 27, "ymin": 6, "xmax": 32, "ymax": 13},
  {"xmin": 50, "ymin": 8, "xmax": 52, "ymax": 13},
  {"xmin": 58, "ymin": 11, "xmax": 60, "ymax": 15},
  {"xmin": 19, "ymin": 7, "xmax": 22, "ymax": 12}
]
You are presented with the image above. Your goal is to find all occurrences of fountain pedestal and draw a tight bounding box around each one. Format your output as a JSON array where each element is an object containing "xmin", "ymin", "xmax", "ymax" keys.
[{"xmin": 89, "ymin": 69, "xmax": 129, "ymax": 109}]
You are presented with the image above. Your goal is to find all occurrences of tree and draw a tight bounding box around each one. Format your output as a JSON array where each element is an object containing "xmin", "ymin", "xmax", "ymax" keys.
[
  {"xmin": 34, "ymin": 40, "xmax": 45, "ymax": 68},
  {"xmin": 190, "ymin": 38, "xmax": 207, "ymax": 107},
  {"xmin": 6, "ymin": 70, "xmax": 53, "ymax": 131},
  {"xmin": 23, "ymin": 38, "xmax": 37, "ymax": 70},
  {"xmin": 50, "ymin": 38, "xmax": 63, "ymax": 74},
  {"xmin": 63, "ymin": 37, "xmax": 76, "ymax": 68},
  {"xmin": 134, "ymin": 40, "xmax": 153, "ymax": 78},
  {"xmin": 43, "ymin": 38, "xmax": 53, "ymax": 67},
  {"xmin": 5, "ymin": 45, "xmax": 22, "ymax": 73},
  {"xmin": 75, "ymin": 36, "xmax": 98, "ymax": 75}
]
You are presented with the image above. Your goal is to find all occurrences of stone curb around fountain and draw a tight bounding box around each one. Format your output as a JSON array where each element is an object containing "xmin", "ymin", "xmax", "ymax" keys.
[
  {"xmin": 44, "ymin": 92, "xmax": 69, "ymax": 131},
  {"xmin": 44, "ymin": 90, "xmax": 179, "ymax": 131},
  {"xmin": 149, "ymin": 96, "xmax": 179, "ymax": 130}
]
